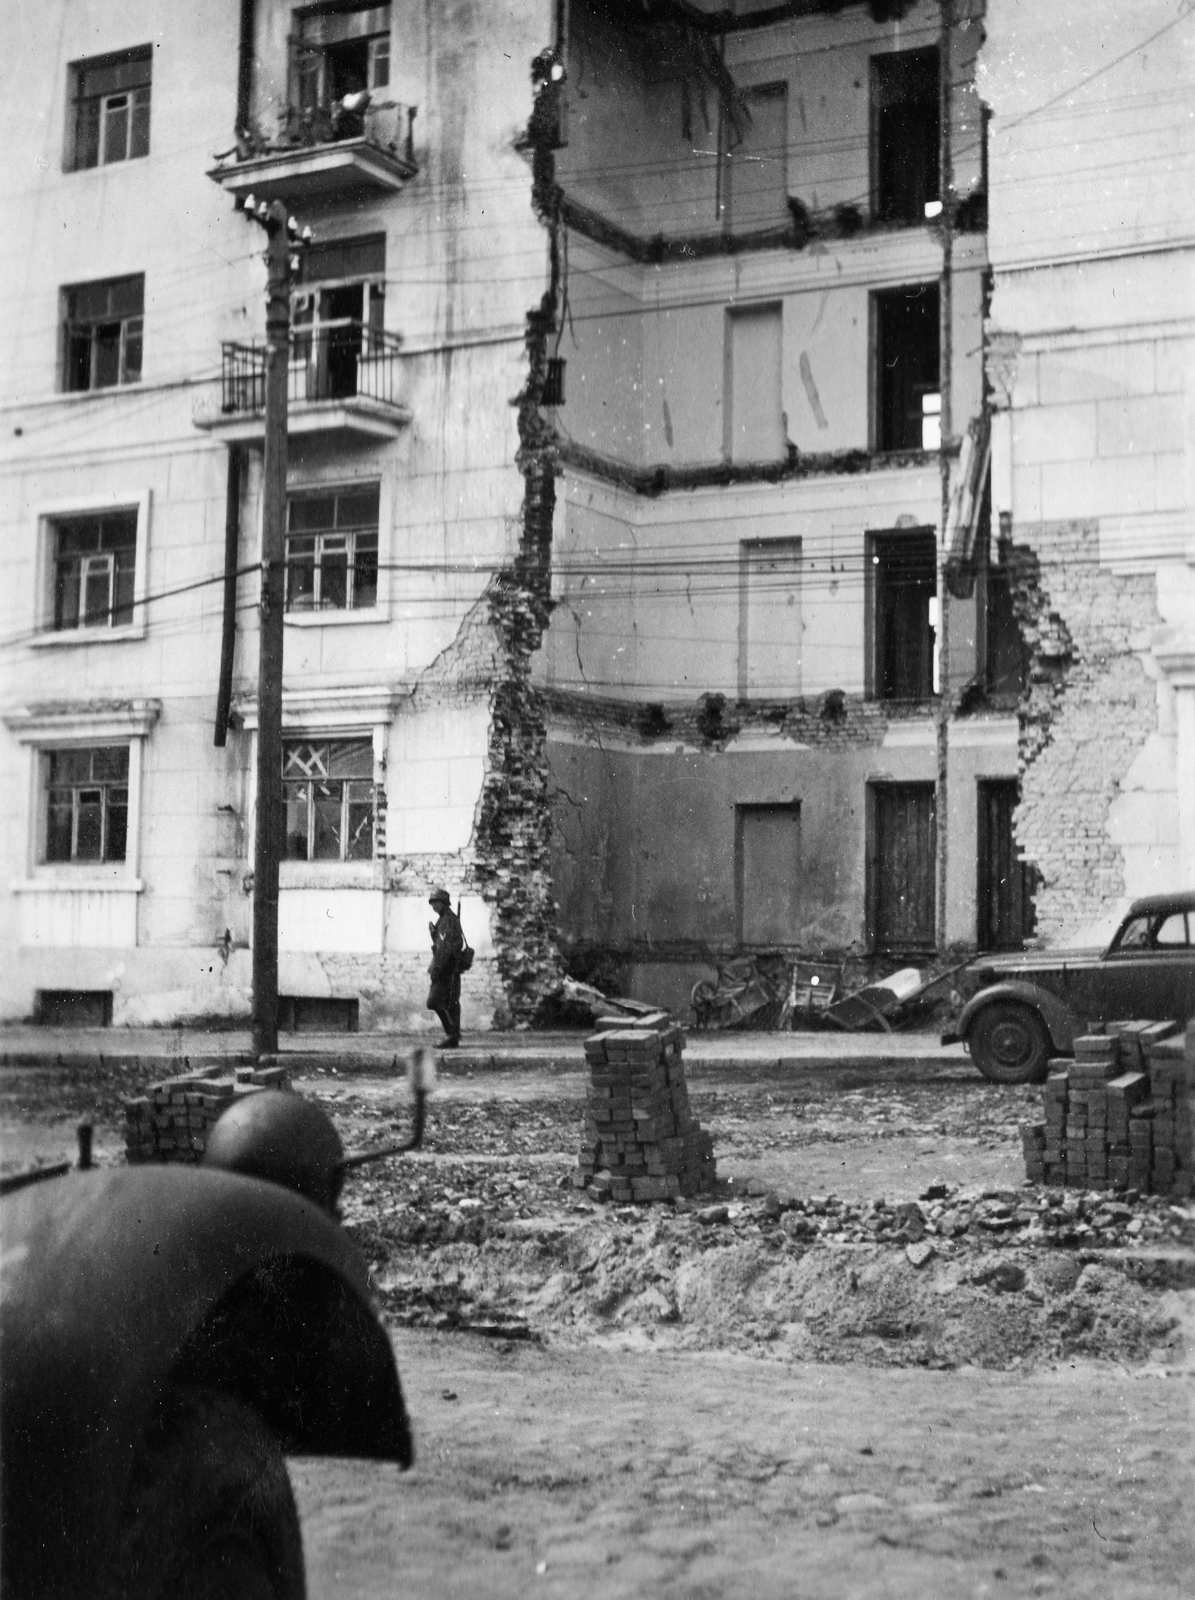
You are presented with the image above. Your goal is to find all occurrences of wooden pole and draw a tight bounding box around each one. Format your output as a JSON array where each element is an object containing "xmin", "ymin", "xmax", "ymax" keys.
[
  {"xmin": 936, "ymin": 0, "xmax": 955, "ymax": 955},
  {"xmin": 252, "ymin": 201, "xmax": 291, "ymax": 1058}
]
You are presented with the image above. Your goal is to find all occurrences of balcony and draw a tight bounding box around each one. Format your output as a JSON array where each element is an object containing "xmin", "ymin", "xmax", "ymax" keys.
[
  {"xmin": 207, "ymin": 102, "xmax": 416, "ymax": 208},
  {"xmin": 194, "ymin": 321, "xmax": 409, "ymax": 443}
]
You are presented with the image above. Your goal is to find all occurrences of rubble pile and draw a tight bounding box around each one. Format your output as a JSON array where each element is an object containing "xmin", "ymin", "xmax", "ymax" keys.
[
  {"xmin": 1022, "ymin": 1022, "xmax": 1192, "ymax": 1195},
  {"xmin": 576, "ymin": 1018, "xmax": 716, "ymax": 1202},
  {"xmin": 123, "ymin": 1061, "xmax": 289, "ymax": 1164}
]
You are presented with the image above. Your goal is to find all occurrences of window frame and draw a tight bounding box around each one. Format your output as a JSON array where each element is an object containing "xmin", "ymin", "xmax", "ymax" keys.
[
  {"xmin": 869, "ymin": 45, "xmax": 940, "ymax": 226},
  {"xmin": 864, "ymin": 525, "xmax": 939, "ymax": 703},
  {"xmin": 281, "ymin": 737, "xmax": 378, "ymax": 863},
  {"xmin": 43, "ymin": 746, "xmax": 131, "ymax": 866},
  {"xmin": 60, "ymin": 274, "xmax": 145, "ymax": 393},
  {"xmin": 31, "ymin": 491, "xmax": 152, "ymax": 647},
  {"xmin": 66, "ymin": 46, "xmax": 152, "ymax": 173},
  {"xmin": 282, "ymin": 476, "xmax": 388, "ymax": 625}
]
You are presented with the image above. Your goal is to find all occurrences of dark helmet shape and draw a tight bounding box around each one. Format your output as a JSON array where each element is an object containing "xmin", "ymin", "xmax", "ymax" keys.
[
  {"xmin": 204, "ymin": 1089, "xmax": 345, "ymax": 1212},
  {"xmin": 428, "ymin": 886, "xmax": 450, "ymax": 906}
]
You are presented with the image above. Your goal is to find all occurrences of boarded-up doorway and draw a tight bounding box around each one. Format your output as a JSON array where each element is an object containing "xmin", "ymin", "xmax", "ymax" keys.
[
  {"xmin": 737, "ymin": 803, "xmax": 801, "ymax": 946},
  {"xmin": 977, "ymin": 779, "xmax": 1035, "ymax": 950},
  {"xmin": 868, "ymin": 782, "xmax": 936, "ymax": 952}
]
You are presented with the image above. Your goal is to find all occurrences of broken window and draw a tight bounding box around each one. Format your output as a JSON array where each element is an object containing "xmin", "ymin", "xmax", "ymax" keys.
[
  {"xmin": 286, "ymin": 483, "xmax": 380, "ymax": 612},
  {"xmin": 50, "ymin": 511, "xmax": 137, "ymax": 632},
  {"xmin": 871, "ymin": 47, "xmax": 939, "ymax": 224},
  {"xmin": 62, "ymin": 275, "xmax": 144, "ymax": 391},
  {"xmin": 282, "ymin": 738, "xmax": 376, "ymax": 861},
  {"xmin": 738, "ymin": 539, "xmax": 801, "ymax": 699},
  {"xmin": 43, "ymin": 747, "xmax": 129, "ymax": 863},
  {"xmin": 290, "ymin": 5, "xmax": 391, "ymax": 143},
  {"xmin": 68, "ymin": 47, "xmax": 151, "ymax": 171},
  {"xmin": 874, "ymin": 283, "xmax": 939, "ymax": 452},
  {"xmin": 867, "ymin": 528, "xmax": 937, "ymax": 701},
  {"xmin": 292, "ymin": 234, "xmax": 385, "ymax": 401},
  {"xmin": 725, "ymin": 303, "xmax": 784, "ymax": 463},
  {"xmin": 725, "ymin": 83, "xmax": 788, "ymax": 231}
]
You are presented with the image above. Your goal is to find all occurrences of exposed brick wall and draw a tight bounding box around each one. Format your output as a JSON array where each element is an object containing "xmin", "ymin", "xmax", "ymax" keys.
[{"xmin": 1009, "ymin": 520, "xmax": 1161, "ymax": 940}]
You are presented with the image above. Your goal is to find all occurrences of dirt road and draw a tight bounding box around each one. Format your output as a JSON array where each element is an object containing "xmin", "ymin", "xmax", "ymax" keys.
[{"xmin": 292, "ymin": 1330, "xmax": 1195, "ymax": 1600}]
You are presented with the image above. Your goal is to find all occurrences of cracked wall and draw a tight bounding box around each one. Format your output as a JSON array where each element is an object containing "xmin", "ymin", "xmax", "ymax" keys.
[{"xmin": 1007, "ymin": 522, "xmax": 1162, "ymax": 943}]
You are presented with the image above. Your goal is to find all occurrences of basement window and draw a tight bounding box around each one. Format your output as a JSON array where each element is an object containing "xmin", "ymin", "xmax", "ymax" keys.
[
  {"xmin": 278, "ymin": 995, "xmax": 359, "ymax": 1033},
  {"xmin": 874, "ymin": 284, "xmax": 939, "ymax": 452},
  {"xmin": 871, "ymin": 47, "xmax": 939, "ymax": 225},
  {"xmin": 68, "ymin": 47, "xmax": 152, "ymax": 171},
  {"xmin": 867, "ymin": 528, "xmax": 937, "ymax": 701},
  {"xmin": 35, "ymin": 990, "xmax": 114, "ymax": 1027},
  {"xmin": 282, "ymin": 738, "xmax": 375, "ymax": 861},
  {"xmin": 62, "ymin": 275, "xmax": 144, "ymax": 392}
]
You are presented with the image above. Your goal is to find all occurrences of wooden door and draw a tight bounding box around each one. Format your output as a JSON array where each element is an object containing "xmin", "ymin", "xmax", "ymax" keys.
[
  {"xmin": 977, "ymin": 779, "xmax": 1034, "ymax": 950},
  {"xmin": 870, "ymin": 783, "xmax": 936, "ymax": 952},
  {"xmin": 738, "ymin": 804, "xmax": 801, "ymax": 946}
]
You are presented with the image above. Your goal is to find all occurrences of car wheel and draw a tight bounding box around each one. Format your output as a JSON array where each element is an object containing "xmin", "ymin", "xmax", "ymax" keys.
[
  {"xmin": 969, "ymin": 1001, "xmax": 1051, "ymax": 1085},
  {"xmin": 104, "ymin": 1385, "xmax": 306, "ymax": 1600}
]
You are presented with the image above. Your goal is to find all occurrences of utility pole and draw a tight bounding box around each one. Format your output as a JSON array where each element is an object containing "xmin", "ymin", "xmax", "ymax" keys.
[
  {"xmin": 936, "ymin": 0, "xmax": 955, "ymax": 955},
  {"xmin": 241, "ymin": 195, "xmax": 299, "ymax": 1058}
]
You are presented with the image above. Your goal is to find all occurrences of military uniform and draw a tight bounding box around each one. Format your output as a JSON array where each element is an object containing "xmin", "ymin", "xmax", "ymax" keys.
[{"xmin": 426, "ymin": 889, "xmax": 464, "ymax": 1046}]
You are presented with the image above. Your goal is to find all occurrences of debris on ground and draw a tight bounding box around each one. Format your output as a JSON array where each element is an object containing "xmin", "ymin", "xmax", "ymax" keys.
[{"xmin": 690, "ymin": 956, "xmax": 966, "ymax": 1033}]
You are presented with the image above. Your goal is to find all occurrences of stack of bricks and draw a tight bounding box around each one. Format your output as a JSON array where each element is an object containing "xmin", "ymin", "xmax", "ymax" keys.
[
  {"xmin": 1022, "ymin": 1020, "xmax": 1192, "ymax": 1195},
  {"xmin": 575, "ymin": 1016, "xmax": 716, "ymax": 1203},
  {"xmin": 123, "ymin": 1061, "xmax": 290, "ymax": 1165}
]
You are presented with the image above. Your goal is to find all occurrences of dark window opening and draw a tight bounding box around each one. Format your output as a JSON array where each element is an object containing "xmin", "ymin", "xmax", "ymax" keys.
[
  {"xmin": 875, "ymin": 283, "xmax": 939, "ymax": 451},
  {"xmin": 292, "ymin": 235, "xmax": 386, "ymax": 402},
  {"xmin": 35, "ymin": 990, "xmax": 113, "ymax": 1027},
  {"xmin": 44, "ymin": 747, "xmax": 129, "ymax": 864},
  {"xmin": 872, "ymin": 47, "xmax": 939, "ymax": 224},
  {"xmin": 278, "ymin": 996, "xmax": 359, "ymax": 1033},
  {"xmin": 282, "ymin": 738, "xmax": 375, "ymax": 860},
  {"xmin": 977, "ymin": 779, "xmax": 1036, "ymax": 951},
  {"xmin": 291, "ymin": 5, "xmax": 391, "ymax": 143},
  {"xmin": 62, "ymin": 275, "xmax": 144, "ymax": 392},
  {"xmin": 868, "ymin": 528, "xmax": 937, "ymax": 701},
  {"xmin": 52, "ymin": 511, "xmax": 137, "ymax": 631},
  {"xmin": 286, "ymin": 484, "xmax": 379, "ymax": 612},
  {"xmin": 69, "ymin": 47, "xmax": 151, "ymax": 171}
]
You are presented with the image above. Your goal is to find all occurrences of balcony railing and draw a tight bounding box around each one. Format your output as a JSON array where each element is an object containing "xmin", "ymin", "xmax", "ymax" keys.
[
  {"xmin": 220, "ymin": 321, "xmax": 405, "ymax": 416},
  {"xmin": 207, "ymin": 102, "xmax": 415, "ymax": 204}
]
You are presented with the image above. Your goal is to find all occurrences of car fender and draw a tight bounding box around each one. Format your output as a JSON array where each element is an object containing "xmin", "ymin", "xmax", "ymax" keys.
[
  {"xmin": 1, "ymin": 1165, "xmax": 411, "ymax": 1600},
  {"xmin": 957, "ymin": 981, "xmax": 1076, "ymax": 1055}
]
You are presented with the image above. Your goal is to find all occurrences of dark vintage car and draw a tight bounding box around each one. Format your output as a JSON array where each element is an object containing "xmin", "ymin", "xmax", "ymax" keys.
[
  {"xmin": 0, "ymin": 1092, "xmax": 415, "ymax": 1600},
  {"xmin": 946, "ymin": 891, "xmax": 1195, "ymax": 1084}
]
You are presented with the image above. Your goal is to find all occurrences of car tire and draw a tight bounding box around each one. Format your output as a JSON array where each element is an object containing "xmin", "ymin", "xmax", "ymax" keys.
[
  {"xmin": 104, "ymin": 1384, "xmax": 306, "ymax": 1600},
  {"xmin": 969, "ymin": 1001, "xmax": 1051, "ymax": 1085}
]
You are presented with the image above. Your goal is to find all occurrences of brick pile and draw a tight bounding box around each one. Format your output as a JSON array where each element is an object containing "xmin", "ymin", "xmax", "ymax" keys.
[
  {"xmin": 1022, "ymin": 1021, "xmax": 1192, "ymax": 1194},
  {"xmin": 123, "ymin": 1062, "xmax": 290, "ymax": 1165},
  {"xmin": 575, "ymin": 1016, "xmax": 716, "ymax": 1202}
]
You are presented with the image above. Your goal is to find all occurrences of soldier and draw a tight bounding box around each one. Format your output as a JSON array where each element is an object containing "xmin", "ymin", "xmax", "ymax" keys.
[{"xmin": 426, "ymin": 887, "xmax": 464, "ymax": 1047}]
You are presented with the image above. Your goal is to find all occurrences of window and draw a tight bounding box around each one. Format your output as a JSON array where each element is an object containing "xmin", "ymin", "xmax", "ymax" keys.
[
  {"xmin": 871, "ymin": 47, "xmax": 938, "ymax": 224},
  {"xmin": 292, "ymin": 235, "xmax": 385, "ymax": 402},
  {"xmin": 291, "ymin": 5, "xmax": 391, "ymax": 142},
  {"xmin": 725, "ymin": 304, "xmax": 784, "ymax": 463},
  {"xmin": 62, "ymin": 276, "xmax": 144, "ymax": 391},
  {"xmin": 282, "ymin": 739, "xmax": 375, "ymax": 861},
  {"xmin": 874, "ymin": 284, "xmax": 939, "ymax": 452},
  {"xmin": 50, "ymin": 511, "xmax": 137, "ymax": 631},
  {"xmin": 69, "ymin": 47, "xmax": 151, "ymax": 170},
  {"xmin": 286, "ymin": 484, "xmax": 379, "ymax": 612},
  {"xmin": 1116, "ymin": 911, "xmax": 1192, "ymax": 951},
  {"xmin": 43, "ymin": 747, "xmax": 129, "ymax": 863},
  {"xmin": 867, "ymin": 528, "xmax": 937, "ymax": 701}
]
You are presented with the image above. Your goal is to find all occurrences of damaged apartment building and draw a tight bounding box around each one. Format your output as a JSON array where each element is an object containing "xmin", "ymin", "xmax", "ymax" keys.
[
  {"xmin": 3, "ymin": 0, "xmax": 1192, "ymax": 1031},
  {"xmin": 1, "ymin": 0, "xmax": 570, "ymax": 1029},
  {"xmin": 540, "ymin": 0, "xmax": 1025, "ymax": 1011},
  {"xmin": 540, "ymin": 0, "xmax": 1195, "ymax": 1009}
]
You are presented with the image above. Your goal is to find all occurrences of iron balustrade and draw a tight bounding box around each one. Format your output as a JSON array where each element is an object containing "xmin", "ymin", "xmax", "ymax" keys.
[{"xmin": 220, "ymin": 320, "xmax": 404, "ymax": 415}]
